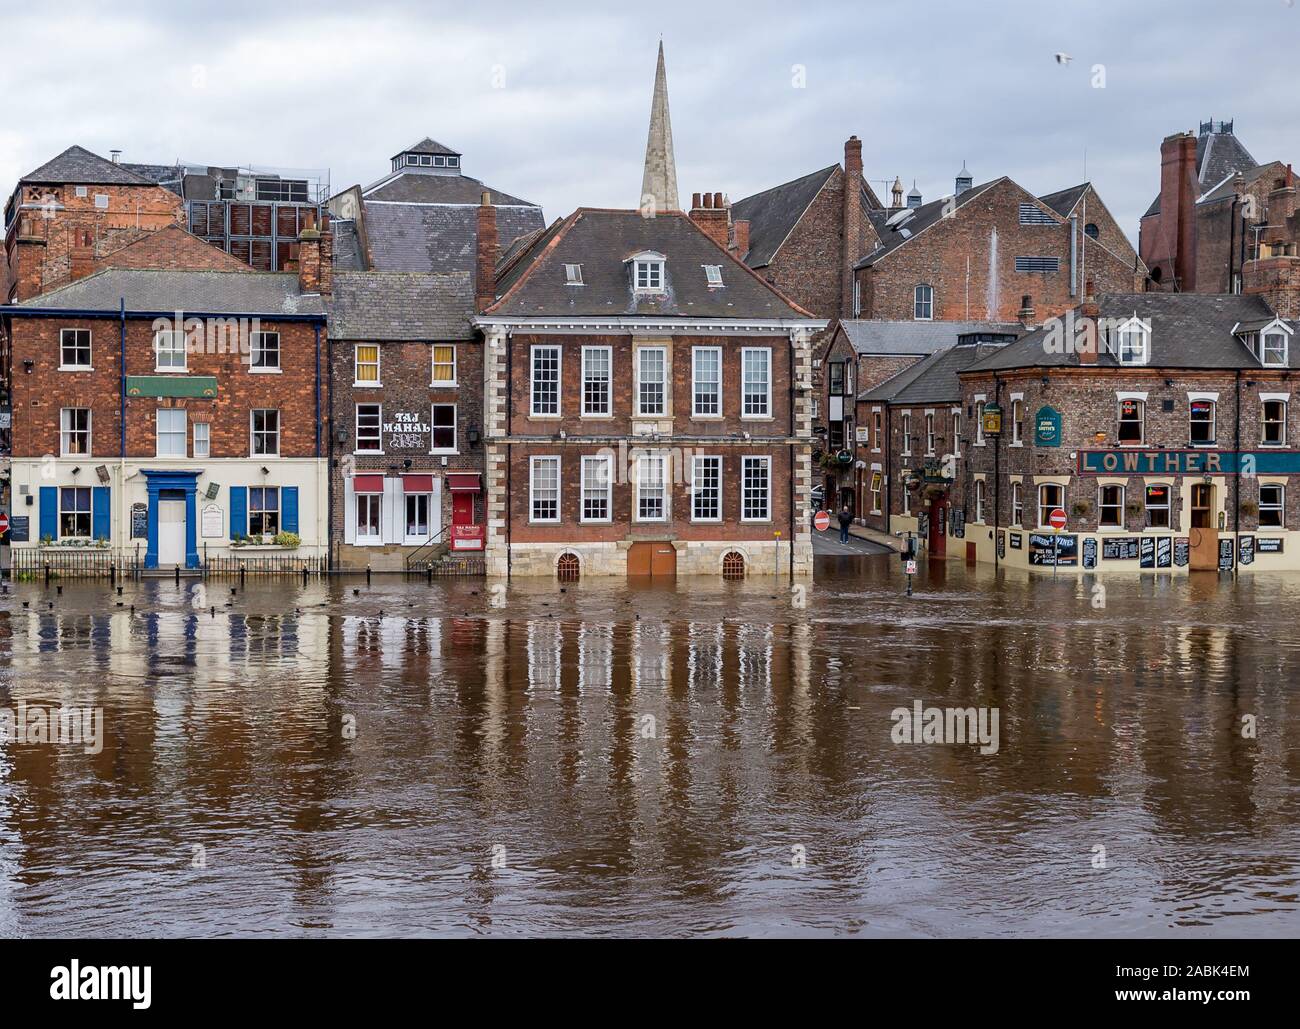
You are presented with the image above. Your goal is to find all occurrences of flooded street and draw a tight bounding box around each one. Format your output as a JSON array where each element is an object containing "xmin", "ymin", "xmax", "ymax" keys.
[{"xmin": 1, "ymin": 555, "xmax": 1298, "ymax": 938}]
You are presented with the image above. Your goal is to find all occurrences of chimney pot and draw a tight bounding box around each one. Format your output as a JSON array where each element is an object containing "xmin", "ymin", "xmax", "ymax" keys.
[
  {"xmin": 692, "ymin": 192, "xmax": 701, "ymax": 209},
  {"xmin": 712, "ymin": 192, "xmax": 723, "ymax": 208}
]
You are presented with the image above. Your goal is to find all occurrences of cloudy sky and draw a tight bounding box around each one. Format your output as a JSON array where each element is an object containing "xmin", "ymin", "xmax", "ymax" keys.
[{"xmin": 3, "ymin": 0, "xmax": 1297, "ymax": 243}]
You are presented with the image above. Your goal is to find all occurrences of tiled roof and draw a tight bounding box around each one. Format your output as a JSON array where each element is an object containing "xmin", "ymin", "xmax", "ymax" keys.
[
  {"xmin": 839, "ymin": 319, "xmax": 1024, "ymax": 356},
  {"xmin": 363, "ymin": 202, "xmax": 545, "ymax": 275},
  {"xmin": 327, "ymin": 271, "xmax": 474, "ymax": 340},
  {"xmin": 483, "ymin": 208, "xmax": 820, "ymax": 322},
  {"xmin": 731, "ymin": 165, "xmax": 837, "ymax": 268},
  {"xmin": 20, "ymin": 145, "xmax": 157, "ymax": 186},
  {"xmin": 7, "ymin": 268, "xmax": 325, "ymax": 316},
  {"xmin": 1143, "ymin": 127, "xmax": 1260, "ymax": 218},
  {"xmin": 860, "ymin": 341, "xmax": 1014, "ymax": 404},
  {"xmin": 1038, "ymin": 183, "xmax": 1089, "ymax": 217},
  {"xmin": 965, "ymin": 293, "xmax": 1279, "ymax": 371},
  {"xmin": 395, "ymin": 138, "xmax": 461, "ymax": 158},
  {"xmin": 364, "ymin": 173, "xmax": 537, "ymax": 206}
]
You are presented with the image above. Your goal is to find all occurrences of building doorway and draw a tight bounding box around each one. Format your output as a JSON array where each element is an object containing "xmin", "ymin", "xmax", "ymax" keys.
[
  {"xmin": 928, "ymin": 495, "xmax": 947, "ymax": 557},
  {"xmin": 158, "ymin": 497, "xmax": 186, "ymax": 566},
  {"xmin": 1189, "ymin": 482, "xmax": 1218, "ymax": 570},
  {"xmin": 627, "ymin": 541, "xmax": 676, "ymax": 578}
]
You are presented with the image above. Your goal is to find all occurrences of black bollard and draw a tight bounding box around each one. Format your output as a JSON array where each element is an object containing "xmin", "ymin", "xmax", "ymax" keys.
[
  {"xmin": 110, "ymin": 564, "xmax": 117, "ymax": 587},
  {"xmin": 45, "ymin": 564, "xmax": 50, "ymax": 587},
  {"xmin": 366, "ymin": 567, "xmax": 372, "ymax": 587},
  {"xmin": 240, "ymin": 567, "xmax": 246, "ymax": 589},
  {"xmin": 427, "ymin": 565, "xmax": 432, "ymax": 585},
  {"xmin": 302, "ymin": 566, "xmax": 308, "ymax": 587},
  {"xmin": 56, "ymin": 585, "xmax": 63, "ymax": 596},
  {"xmin": 174, "ymin": 565, "xmax": 180, "ymax": 586},
  {"xmin": 117, "ymin": 585, "xmax": 123, "ymax": 596},
  {"xmin": 210, "ymin": 606, "xmax": 215, "ymax": 617}
]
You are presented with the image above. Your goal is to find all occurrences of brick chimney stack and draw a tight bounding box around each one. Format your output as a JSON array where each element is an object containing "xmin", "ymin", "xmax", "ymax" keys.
[
  {"xmin": 1155, "ymin": 131, "xmax": 1198, "ymax": 291},
  {"xmin": 295, "ymin": 210, "xmax": 333, "ymax": 295},
  {"xmin": 69, "ymin": 229, "xmax": 95, "ymax": 283},
  {"xmin": 842, "ymin": 135, "xmax": 864, "ymax": 319},
  {"xmin": 1078, "ymin": 279, "xmax": 1099, "ymax": 364},
  {"xmin": 476, "ymin": 191, "xmax": 499, "ymax": 312},
  {"xmin": 688, "ymin": 191, "xmax": 730, "ymax": 250},
  {"xmin": 731, "ymin": 218, "xmax": 750, "ymax": 261},
  {"xmin": 1018, "ymin": 293, "xmax": 1036, "ymax": 328}
]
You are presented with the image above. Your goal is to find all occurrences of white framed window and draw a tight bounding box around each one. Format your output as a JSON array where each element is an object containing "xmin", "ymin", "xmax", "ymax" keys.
[
  {"xmin": 901, "ymin": 412, "xmax": 912, "ymax": 455},
  {"xmin": 692, "ymin": 347, "xmax": 722, "ymax": 417},
  {"xmin": 742, "ymin": 347, "xmax": 772, "ymax": 418},
  {"xmin": 914, "ymin": 284, "xmax": 933, "ymax": 320},
  {"xmin": 1011, "ymin": 481, "xmax": 1023, "ymax": 525},
  {"xmin": 405, "ymin": 492, "xmax": 432, "ymax": 542},
  {"xmin": 431, "ymin": 345, "xmax": 457, "ymax": 386},
  {"xmin": 870, "ymin": 467, "xmax": 883, "ymax": 514},
  {"xmin": 1038, "ymin": 483, "xmax": 1064, "ymax": 528},
  {"xmin": 974, "ymin": 479, "xmax": 987, "ymax": 523},
  {"xmin": 154, "ymin": 329, "xmax": 187, "ymax": 371},
  {"xmin": 691, "ymin": 455, "xmax": 722, "ymax": 522},
  {"xmin": 1115, "ymin": 318, "xmax": 1150, "ymax": 366},
  {"xmin": 156, "ymin": 408, "xmax": 186, "ymax": 457},
  {"xmin": 1259, "ymin": 483, "xmax": 1285, "ymax": 528},
  {"xmin": 952, "ymin": 410, "xmax": 961, "ymax": 455},
  {"xmin": 1262, "ymin": 332, "xmax": 1288, "ymax": 367},
  {"xmin": 564, "ymin": 263, "xmax": 584, "ymax": 286},
  {"xmin": 60, "ymin": 408, "xmax": 90, "ymax": 456},
  {"xmin": 250, "ymin": 331, "xmax": 280, "ymax": 371},
  {"xmin": 251, "ymin": 408, "xmax": 280, "ymax": 457},
  {"xmin": 873, "ymin": 409, "xmax": 883, "ymax": 451},
  {"xmin": 1099, "ymin": 484, "xmax": 1124, "ymax": 527},
  {"xmin": 852, "ymin": 277, "xmax": 861, "ymax": 317},
  {"xmin": 1145, "ymin": 484, "xmax": 1171, "ymax": 528},
  {"xmin": 703, "ymin": 264, "xmax": 724, "ymax": 287},
  {"xmin": 356, "ymin": 403, "xmax": 382, "ymax": 453},
  {"xmin": 925, "ymin": 412, "xmax": 936, "ymax": 455},
  {"xmin": 1118, "ymin": 398, "xmax": 1144, "ymax": 444},
  {"xmin": 581, "ymin": 346, "xmax": 611, "ymax": 417},
  {"xmin": 60, "ymin": 487, "xmax": 92, "ymax": 538},
  {"xmin": 59, "ymin": 328, "xmax": 91, "ymax": 369},
  {"xmin": 741, "ymin": 456, "xmax": 771, "ymax": 522},
  {"xmin": 581, "ymin": 454, "xmax": 612, "ymax": 523},
  {"xmin": 193, "ymin": 422, "xmax": 210, "ymax": 458},
  {"xmin": 1010, "ymin": 398, "xmax": 1024, "ymax": 445},
  {"xmin": 634, "ymin": 257, "xmax": 665, "ymax": 292},
  {"xmin": 355, "ymin": 490, "xmax": 382, "ymax": 543},
  {"xmin": 354, "ymin": 344, "xmax": 380, "ymax": 385},
  {"xmin": 975, "ymin": 400, "xmax": 986, "ymax": 445},
  {"xmin": 1262, "ymin": 398, "xmax": 1287, "ymax": 446},
  {"xmin": 431, "ymin": 403, "xmax": 456, "ymax": 453},
  {"xmin": 248, "ymin": 486, "xmax": 280, "ymax": 537},
  {"xmin": 94, "ymin": 194, "xmax": 108, "ymax": 210},
  {"xmin": 635, "ymin": 453, "xmax": 667, "ymax": 522},
  {"xmin": 530, "ymin": 456, "xmax": 561, "ymax": 523},
  {"xmin": 531, "ymin": 345, "xmax": 561, "ymax": 416},
  {"xmin": 637, "ymin": 346, "xmax": 667, "ymax": 417},
  {"xmin": 1189, "ymin": 398, "xmax": 1216, "ymax": 446}
]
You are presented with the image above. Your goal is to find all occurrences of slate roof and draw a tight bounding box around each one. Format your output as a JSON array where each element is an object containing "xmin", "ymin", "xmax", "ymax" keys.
[
  {"xmin": 364, "ymin": 173, "xmax": 537, "ymax": 206},
  {"xmin": 332, "ymin": 219, "xmax": 366, "ymax": 271},
  {"xmin": 858, "ymin": 179, "xmax": 1003, "ymax": 268},
  {"xmin": 839, "ymin": 319, "xmax": 1024, "ymax": 356},
  {"xmin": 1142, "ymin": 128, "xmax": 1260, "ymax": 218},
  {"xmin": 19, "ymin": 145, "xmax": 157, "ymax": 187},
  {"xmin": 1197, "ymin": 160, "xmax": 1287, "ymax": 206},
  {"xmin": 859, "ymin": 340, "xmax": 1015, "ymax": 404},
  {"xmin": 484, "ymin": 209, "xmax": 820, "ymax": 322},
  {"xmin": 394, "ymin": 138, "xmax": 461, "ymax": 158},
  {"xmin": 121, "ymin": 162, "xmax": 186, "ymax": 196},
  {"xmin": 363, "ymin": 203, "xmax": 545, "ymax": 274},
  {"xmin": 1038, "ymin": 183, "xmax": 1089, "ymax": 217},
  {"xmin": 328, "ymin": 271, "xmax": 474, "ymax": 340},
  {"xmin": 6, "ymin": 268, "xmax": 326, "ymax": 316},
  {"xmin": 966, "ymin": 293, "xmax": 1279, "ymax": 372}
]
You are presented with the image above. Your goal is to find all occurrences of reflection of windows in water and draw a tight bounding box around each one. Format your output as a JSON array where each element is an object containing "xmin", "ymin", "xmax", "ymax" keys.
[
  {"xmin": 737, "ymin": 623, "xmax": 773, "ymax": 692},
  {"xmin": 688, "ymin": 622, "xmax": 725, "ymax": 692},
  {"xmin": 578, "ymin": 622, "xmax": 614, "ymax": 692},
  {"xmin": 528, "ymin": 620, "xmax": 562, "ymax": 692},
  {"xmin": 633, "ymin": 620, "xmax": 671, "ymax": 689}
]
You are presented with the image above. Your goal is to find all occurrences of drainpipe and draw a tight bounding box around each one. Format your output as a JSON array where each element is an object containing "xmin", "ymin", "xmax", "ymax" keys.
[
  {"xmin": 993, "ymin": 374, "xmax": 1001, "ymax": 570},
  {"xmin": 884, "ymin": 402, "xmax": 893, "ymax": 535},
  {"xmin": 314, "ymin": 322, "xmax": 322, "ymax": 568},
  {"xmin": 1069, "ymin": 216, "xmax": 1078, "ymax": 297},
  {"xmin": 1234, "ymin": 369, "xmax": 1241, "ymax": 579},
  {"xmin": 327, "ymin": 328, "xmax": 334, "ymax": 573},
  {"xmin": 789, "ymin": 334, "xmax": 797, "ymax": 577},
  {"xmin": 119, "ymin": 298, "xmax": 127, "ymax": 558},
  {"xmin": 504, "ymin": 332, "xmax": 512, "ymax": 577}
]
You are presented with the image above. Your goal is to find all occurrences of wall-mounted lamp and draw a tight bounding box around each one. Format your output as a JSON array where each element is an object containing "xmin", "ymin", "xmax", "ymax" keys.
[
  {"xmin": 259, "ymin": 466, "xmax": 269, "ymax": 476},
  {"xmin": 71, "ymin": 466, "xmax": 81, "ymax": 476},
  {"xmin": 23, "ymin": 359, "xmax": 33, "ymax": 374},
  {"xmin": 1164, "ymin": 379, "xmax": 1174, "ymax": 387},
  {"xmin": 403, "ymin": 458, "xmax": 412, "ymax": 469},
  {"xmin": 335, "ymin": 428, "xmax": 348, "ymax": 445},
  {"xmin": 467, "ymin": 425, "xmax": 480, "ymax": 448}
]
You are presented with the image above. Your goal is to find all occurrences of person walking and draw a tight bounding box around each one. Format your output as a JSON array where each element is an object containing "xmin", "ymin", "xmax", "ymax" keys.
[{"xmin": 838, "ymin": 504, "xmax": 853, "ymax": 544}]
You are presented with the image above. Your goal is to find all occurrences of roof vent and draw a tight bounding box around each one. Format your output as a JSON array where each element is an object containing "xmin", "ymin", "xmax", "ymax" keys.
[{"xmin": 110, "ymin": 150, "xmax": 121, "ymax": 164}]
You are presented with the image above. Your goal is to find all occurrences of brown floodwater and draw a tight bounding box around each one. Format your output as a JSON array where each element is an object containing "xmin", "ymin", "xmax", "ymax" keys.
[{"xmin": 1, "ymin": 554, "xmax": 1298, "ymax": 938}]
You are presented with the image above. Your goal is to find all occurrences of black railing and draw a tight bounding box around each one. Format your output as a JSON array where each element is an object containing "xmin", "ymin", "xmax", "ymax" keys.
[{"xmin": 404, "ymin": 524, "xmax": 450, "ymax": 571}]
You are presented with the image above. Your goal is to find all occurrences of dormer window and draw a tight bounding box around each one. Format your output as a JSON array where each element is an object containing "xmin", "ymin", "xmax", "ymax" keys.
[
  {"xmin": 564, "ymin": 263, "xmax": 584, "ymax": 286},
  {"xmin": 1114, "ymin": 317, "xmax": 1150, "ymax": 366},
  {"xmin": 703, "ymin": 264, "xmax": 724, "ymax": 287},
  {"xmin": 1263, "ymin": 332, "xmax": 1288, "ymax": 366},
  {"xmin": 630, "ymin": 252, "xmax": 666, "ymax": 293}
]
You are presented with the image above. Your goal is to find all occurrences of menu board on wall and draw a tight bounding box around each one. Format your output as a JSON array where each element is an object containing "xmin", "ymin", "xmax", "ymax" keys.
[
  {"xmin": 1082, "ymin": 537, "xmax": 1098, "ymax": 569},
  {"xmin": 1219, "ymin": 537, "xmax": 1235, "ymax": 571},
  {"xmin": 1239, "ymin": 536, "xmax": 1255, "ymax": 566},
  {"xmin": 1102, "ymin": 537, "xmax": 1139, "ymax": 560},
  {"xmin": 1174, "ymin": 538, "xmax": 1190, "ymax": 567},
  {"xmin": 131, "ymin": 503, "xmax": 149, "ymax": 539},
  {"xmin": 1140, "ymin": 537, "xmax": 1156, "ymax": 568},
  {"xmin": 1156, "ymin": 537, "xmax": 1172, "ymax": 568},
  {"xmin": 1029, "ymin": 533, "xmax": 1078, "ymax": 566},
  {"xmin": 997, "ymin": 531, "xmax": 1006, "ymax": 559}
]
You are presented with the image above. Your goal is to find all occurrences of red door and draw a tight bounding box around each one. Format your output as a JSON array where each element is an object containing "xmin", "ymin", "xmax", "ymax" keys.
[
  {"xmin": 929, "ymin": 500, "xmax": 946, "ymax": 557},
  {"xmin": 452, "ymin": 492, "xmax": 473, "ymax": 528}
]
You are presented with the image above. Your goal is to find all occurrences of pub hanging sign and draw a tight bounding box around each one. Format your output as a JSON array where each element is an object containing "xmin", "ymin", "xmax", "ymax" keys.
[{"xmin": 1034, "ymin": 405, "xmax": 1062, "ymax": 448}]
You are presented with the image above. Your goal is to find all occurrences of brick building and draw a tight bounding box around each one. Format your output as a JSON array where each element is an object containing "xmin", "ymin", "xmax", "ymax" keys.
[
  {"xmin": 474, "ymin": 206, "xmax": 825, "ymax": 579},
  {"xmin": 854, "ymin": 172, "xmax": 1143, "ymax": 323},
  {"xmin": 327, "ymin": 270, "xmax": 484, "ymax": 570},
  {"xmin": 951, "ymin": 290, "xmax": 1300, "ymax": 573},
  {"xmin": 0, "ymin": 233, "xmax": 330, "ymax": 568}
]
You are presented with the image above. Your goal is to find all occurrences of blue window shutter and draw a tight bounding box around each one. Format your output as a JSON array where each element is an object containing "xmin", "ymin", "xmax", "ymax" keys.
[
  {"xmin": 92, "ymin": 486, "xmax": 111, "ymax": 541},
  {"xmin": 281, "ymin": 486, "xmax": 299, "ymax": 534},
  {"xmin": 230, "ymin": 487, "xmax": 247, "ymax": 539},
  {"xmin": 40, "ymin": 486, "xmax": 59, "ymax": 540}
]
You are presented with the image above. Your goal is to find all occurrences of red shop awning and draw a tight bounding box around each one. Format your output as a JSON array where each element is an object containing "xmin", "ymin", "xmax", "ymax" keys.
[
  {"xmin": 402, "ymin": 474, "xmax": 434, "ymax": 493},
  {"xmin": 353, "ymin": 474, "xmax": 385, "ymax": 493},
  {"xmin": 446, "ymin": 473, "xmax": 481, "ymax": 493}
]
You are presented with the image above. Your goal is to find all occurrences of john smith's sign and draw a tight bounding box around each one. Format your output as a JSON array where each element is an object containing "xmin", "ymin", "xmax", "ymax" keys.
[{"xmin": 1078, "ymin": 449, "xmax": 1300, "ymax": 476}]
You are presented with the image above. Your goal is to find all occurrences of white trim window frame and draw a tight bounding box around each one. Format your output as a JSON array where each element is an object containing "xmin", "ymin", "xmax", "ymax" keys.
[
  {"xmin": 1011, "ymin": 480, "xmax": 1023, "ymax": 525},
  {"xmin": 1117, "ymin": 394, "xmax": 1146, "ymax": 446},
  {"xmin": 691, "ymin": 454, "xmax": 722, "ymax": 523},
  {"xmin": 924, "ymin": 411, "xmax": 936, "ymax": 456},
  {"xmin": 1099, "ymin": 483, "xmax": 1124, "ymax": 527},
  {"xmin": 901, "ymin": 412, "xmax": 912, "ymax": 456},
  {"xmin": 353, "ymin": 344, "xmax": 381, "ymax": 387},
  {"xmin": 974, "ymin": 479, "xmax": 987, "ymax": 523},
  {"xmin": 1188, "ymin": 394, "xmax": 1217, "ymax": 447},
  {"xmin": 249, "ymin": 331, "xmax": 281, "ymax": 372},
  {"xmin": 633, "ymin": 256, "xmax": 665, "ymax": 292},
  {"xmin": 355, "ymin": 490, "xmax": 383, "ymax": 544},
  {"xmin": 1261, "ymin": 395, "xmax": 1288, "ymax": 447},
  {"xmin": 581, "ymin": 346, "xmax": 611, "ymax": 417},
  {"xmin": 529, "ymin": 456, "xmax": 561, "ymax": 523},
  {"xmin": 636, "ymin": 346, "xmax": 668, "ymax": 418},
  {"xmin": 635, "ymin": 452, "xmax": 668, "ymax": 522},
  {"xmin": 60, "ymin": 407, "xmax": 91, "ymax": 457},
  {"xmin": 742, "ymin": 347, "xmax": 772, "ymax": 419},
  {"xmin": 1010, "ymin": 394, "xmax": 1024, "ymax": 446},
  {"xmin": 1037, "ymin": 483, "xmax": 1064, "ymax": 529},
  {"xmin": 1115, "ymin": 317, "xmax": 1151, "ymax": 366},
  {"xmin": 913, "ymin": 284, "xmax": 934, "ymax": 320},
  {"xmin": 250, "ymin": 408, "xmax": 280, "ymax": 457},
  {"xmin": 193, "ymin": 421, "xmax": 211, "ymax": 458},
  {"xmin": 1259, "ymin": 483, "xmax": 1285, "ymax": 528},
  {"xmin": 355, "ymin": 403, "xmax": 383, "ymax": 454},
  {"xmin": 692, "ymin": 346, "xmax": 722, "ymax": 418},
  {"xmin": 530, "ymin": 345, "xmax": 561, "ymax": 417},
  {"xmin": 580, "ymin": 454, "xmax": 613, "ymax": 524},
  {"xmin": 59, "ymin": 328, "xmax": 92, "ymax": 370},
  {"xmin": 156, "ymin": 408, "xmax": 187, "ymax": 457},
  {"xmin": 430, "ymin": 402, "xmax": 457, "ymax": 454},
  {"xmin": 974, "ymin": 397, "xmax": 986, "ymax": 446},
  {"xmin": 431, "ymin": 344, "xmax": 457, "ymax": 387},
  {"xmin": 154, "ymin": 329, "xmax": 187, "ymax": 372},
  {"xmin": 741, "ymin": 455, "xmax": 771, "ymax": 523}
]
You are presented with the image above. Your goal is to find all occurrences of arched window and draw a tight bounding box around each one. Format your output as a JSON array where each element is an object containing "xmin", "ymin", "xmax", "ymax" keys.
[
  {"xmin": 722, "ymin": 551, "xmax": 746, "ymax": 580},
  {"xmin": 557, "ymin": 553, "xmax": 581, "ymax": 582},
  {"xmin": 1084, "ymin": 223, "xmax": 1099, "ymax": 239},
  {"xmin": 913, "ymin": 284, "xmax": 934, "ymax": 320}
]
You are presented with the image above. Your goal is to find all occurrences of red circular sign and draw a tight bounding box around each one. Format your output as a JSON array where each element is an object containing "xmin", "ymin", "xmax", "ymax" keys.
[
  {"xmin": 0, "ymin": 513, "xmax": 9, "ymax": 533},
  {"xmin": 813, "ymin": 510, "xmax": 831, "ymax": 532},
  {"xmin": 1049, "ymin": 507, "xmax": 1068, "ymax": 530}
]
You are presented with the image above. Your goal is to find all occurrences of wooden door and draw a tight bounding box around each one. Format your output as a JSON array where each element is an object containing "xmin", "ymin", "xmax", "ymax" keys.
[
  {"xmin": 158, "ymin": 501, "xmax": 185, "ymax": 566},
  {"xmin": 628, "ymin": 541, "xmax": 676, "ymax": 578},
  {"xmin": 1189, "ymin": 483, "xmax": 1217, "ymax": 570},
  {"xmin": 452, "ymin": 492, "xmax": 473, "ymax": 527}
]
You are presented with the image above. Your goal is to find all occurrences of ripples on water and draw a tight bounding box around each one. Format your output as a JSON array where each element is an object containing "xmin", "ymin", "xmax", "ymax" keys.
[{"xmin": 0, "ymin": 556, "xmax": 1298, "ymax": 937}]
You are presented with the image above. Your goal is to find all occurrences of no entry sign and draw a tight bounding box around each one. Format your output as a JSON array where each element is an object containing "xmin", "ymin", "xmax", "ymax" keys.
[
  {"xmin": 813, "ymin": 510, "xmax": 831, "ymax": 532},
  {"xmin": 0, "ymin": 513, "xmax": 9, "ymax": 534},
  {"xmin": 1049, "ymin": 508, "xmax": 1068, "ymax": 531}
]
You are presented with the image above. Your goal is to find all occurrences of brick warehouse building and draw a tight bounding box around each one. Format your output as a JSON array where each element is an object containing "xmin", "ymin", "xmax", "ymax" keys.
[
  {"xmin": 952, "ymin": 290, "xmax": 1300, "ymax": 573},
  {"xmin": 474, "ymin": 206, "xmax": 825, "ymax": 579},
  {"xmin": 327, "ymin": 270, "xmax": 485, "ymax": 570},
  {"xmin": 0, "ymin": 230, "xmax": 330, "ymax": 568}
]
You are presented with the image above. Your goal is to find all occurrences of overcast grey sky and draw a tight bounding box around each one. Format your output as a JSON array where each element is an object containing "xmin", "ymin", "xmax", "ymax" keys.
[{"xmin": 3, "ymin": 0, "xmax": 1297, "ymax": 244}]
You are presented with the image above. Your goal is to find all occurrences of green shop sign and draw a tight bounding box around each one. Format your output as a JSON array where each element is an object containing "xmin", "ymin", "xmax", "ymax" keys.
[
  {"xmin": 1034, "ymin": 406, "xmax": 1062, "ymax": 447},
  {"xmin": 1077, "ymin": 449, "xmax": 1300, "ymax": 475}
]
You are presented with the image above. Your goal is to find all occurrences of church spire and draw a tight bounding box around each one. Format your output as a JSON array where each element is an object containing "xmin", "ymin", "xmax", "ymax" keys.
[{"xmin": 639, "ymin": 41, "xmax": 680, "ymax": 212}]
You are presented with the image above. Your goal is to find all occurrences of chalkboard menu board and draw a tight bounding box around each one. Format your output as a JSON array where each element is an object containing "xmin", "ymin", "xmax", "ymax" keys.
[
  {"xmin": 997, "ymin": 531, "xmax": 1006, "ymax": 558},
  {"xmin": 1082, "ymin": 537, "xmax": 1098, "ymax": 569},
  {"xmin": 131, "ymin": 503, "xmax": 149, "ymax": 539},
  {"xmin": 1218, "ymin": 537, "xmax": 1235, "ymax": 571},
  {"xmin": 950, "ymin": 509, "xmax": 965, "ymax": 539},
  {"xmin": 1257, "ymin": 537, "xmax": 1284, "ymax": 554},
  {"xmin": 1102, "ymin": 537, "xmax": 1139, "ymax": 560},
  {"xmin": 8, "ymin": 516, "xmax": 29, "ymax": 543},
  {"xmin": 1174, "ymin": 538, "xmax": 1190, "ymax": 567},
  {"xmin": 1239, "ymin": 535, "xmax": 1255, "ymax": 566},
  {"xmin": 1139, "ymin": 536, "xmax": 1156, "ymax": 568},
  {"xmin": 1009, "ymin": 532, "xmax": 1022, "ymax": 550},
  {"xmin": 1156, "ymin": 536, "xmax": 1172, "ymax": 568},
  {"xmin": 917, "ymin": 511, "xmax": 929, "ymax": 539},
  {"xmin": 1029, "ymin": 533, "xmax": 1078, "ymax": 566}
]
